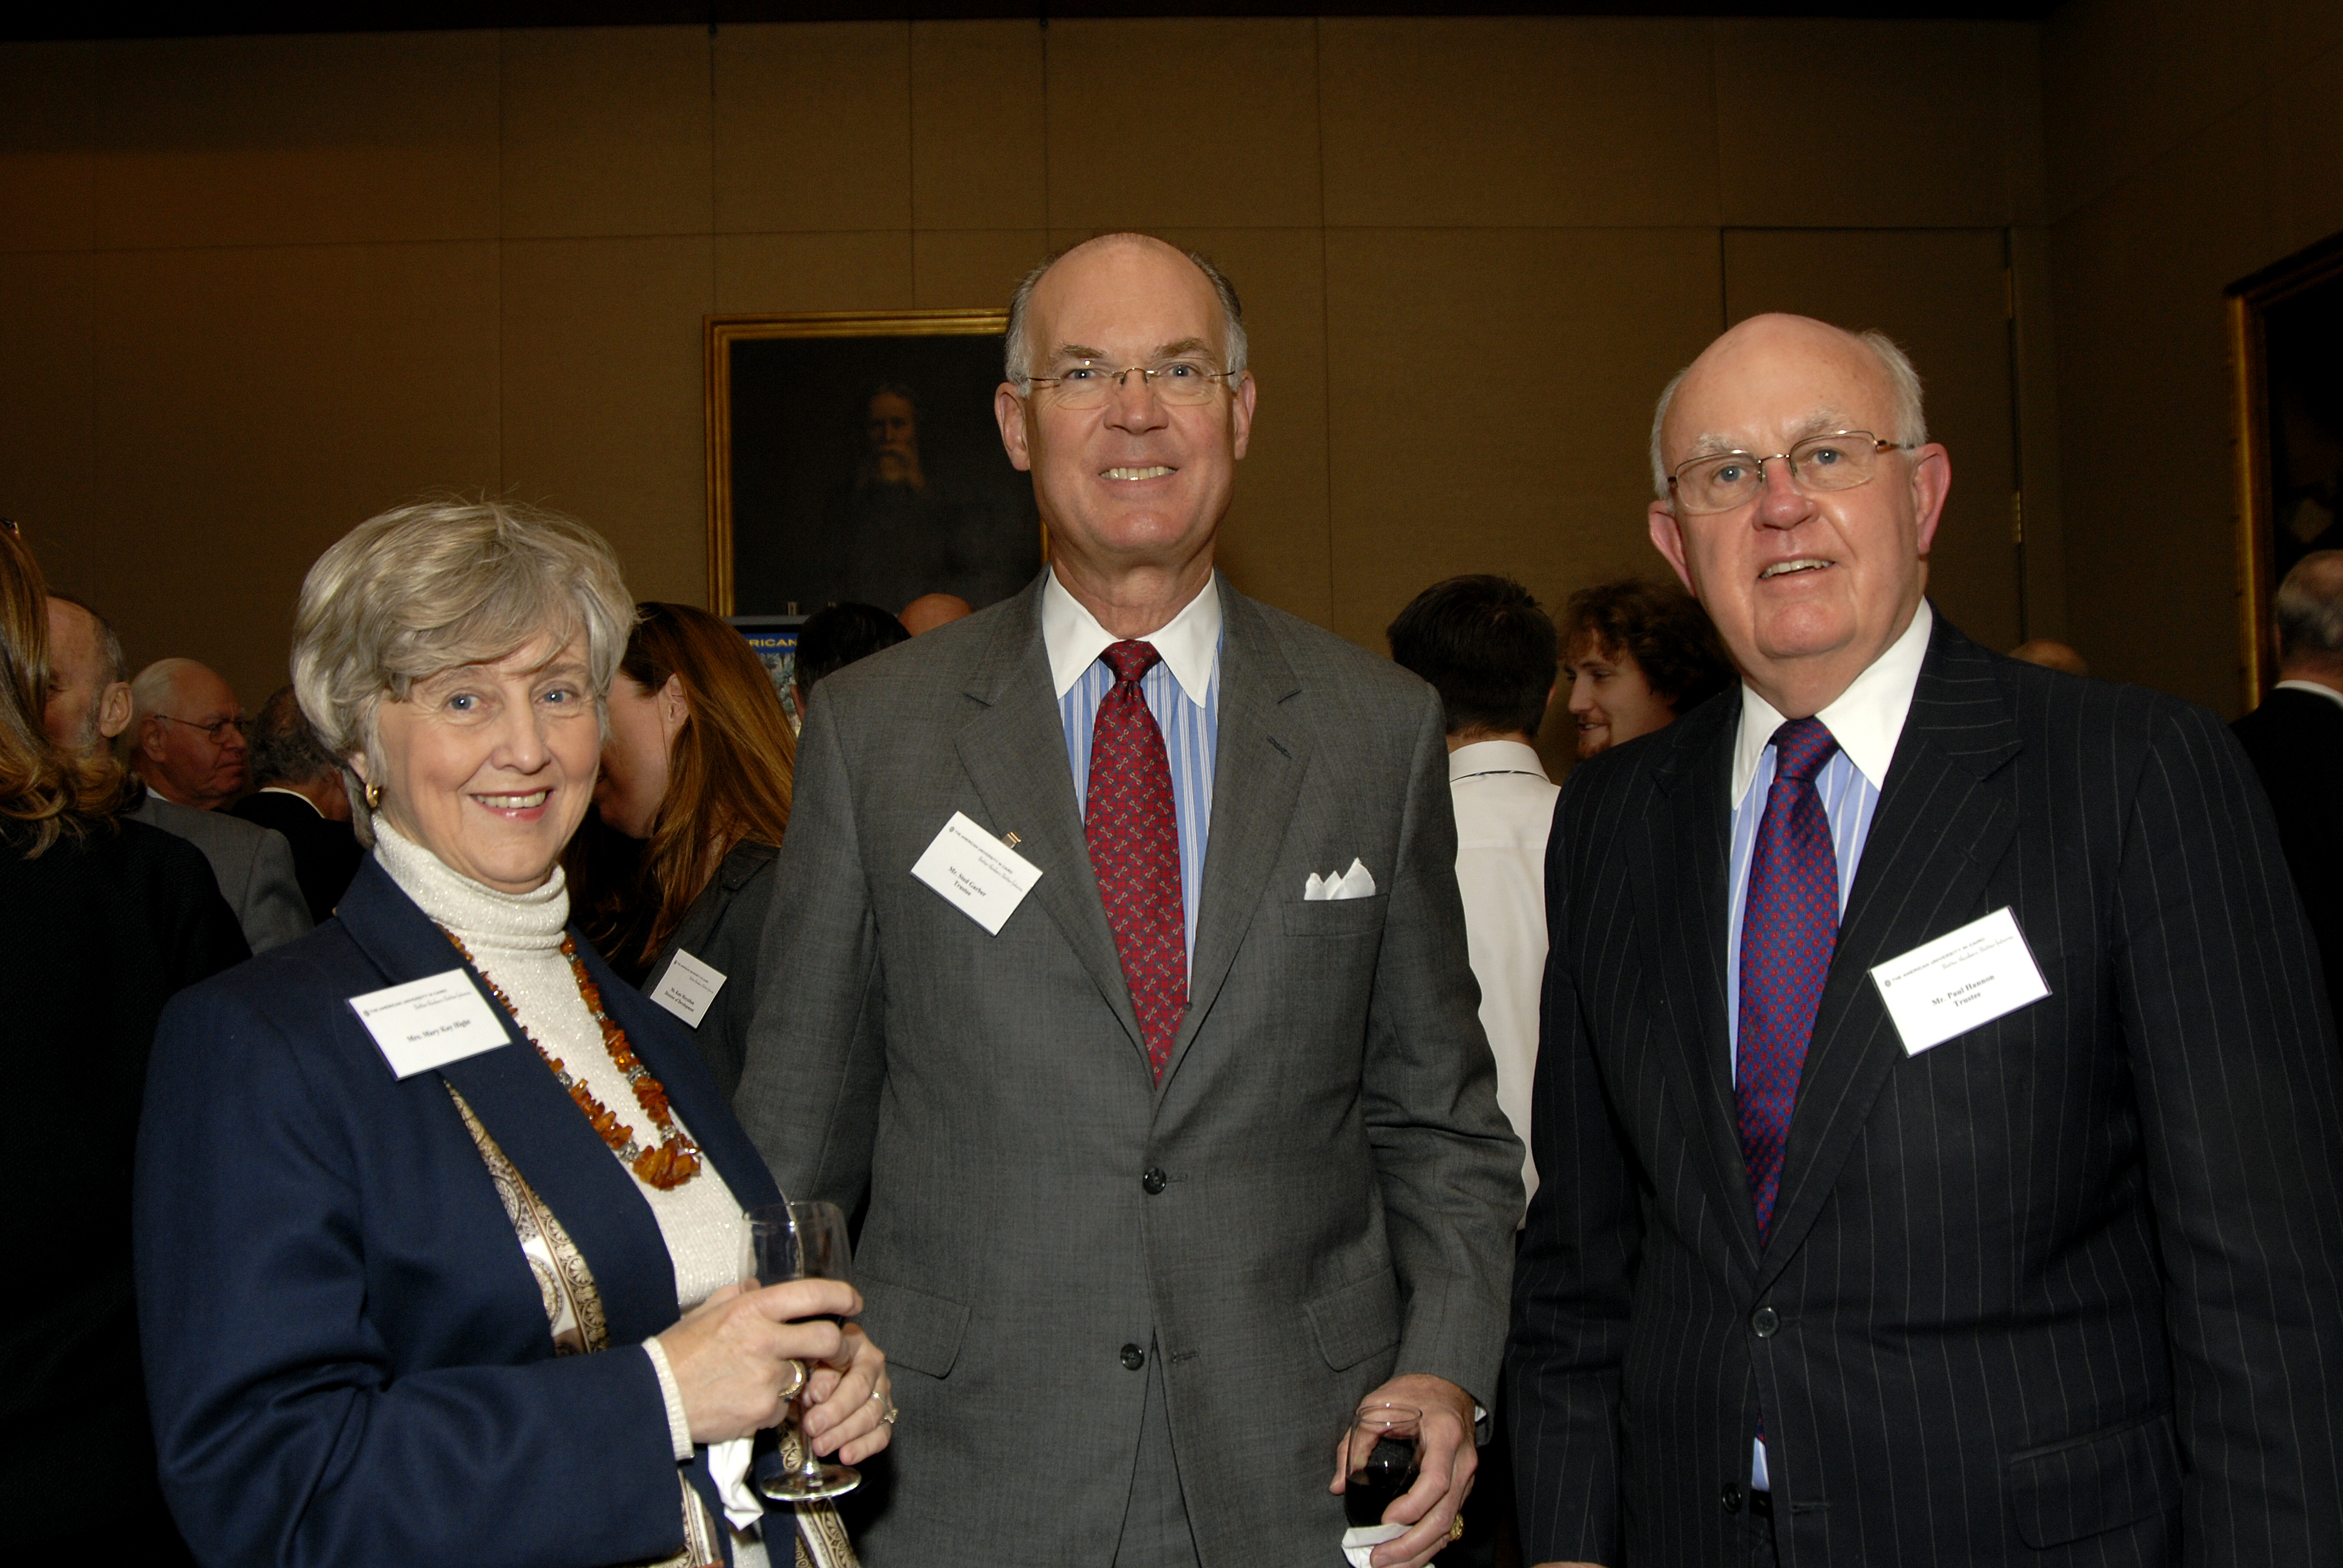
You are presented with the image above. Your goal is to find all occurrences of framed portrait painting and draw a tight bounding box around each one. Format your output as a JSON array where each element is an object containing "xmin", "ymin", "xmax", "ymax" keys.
[
  {"xmin": 706, "ymin": 310, "xmax": 1044, "ymax": 619},
  {"xmin": 2227, "ymin": 229, "xmax": 2343, "ymax": 705}
]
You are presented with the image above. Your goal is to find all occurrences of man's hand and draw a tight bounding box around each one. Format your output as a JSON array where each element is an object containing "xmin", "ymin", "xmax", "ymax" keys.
[{"xmin": 1327, "ymin": 1373, "xmax": 1477, "ymax": 1568}]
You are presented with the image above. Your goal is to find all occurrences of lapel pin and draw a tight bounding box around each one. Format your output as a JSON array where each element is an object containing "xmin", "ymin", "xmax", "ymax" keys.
[{"xmin": 1003, "ymin": 831, "xmax": 1021, "ymax": 849}]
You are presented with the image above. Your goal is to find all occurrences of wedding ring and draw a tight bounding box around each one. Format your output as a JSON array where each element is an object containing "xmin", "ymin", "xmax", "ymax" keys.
[
  {"xmin": 776, "ymin": 1358, "xmax": 807, "ymax": 1401},
  {"xmin": 880, "ymin": 1403, "xmax": 900, "ymax": 1426},
  {"xmin": 1446, "ymin": 1516, "xmax": 1466, "ymax": 1543}
]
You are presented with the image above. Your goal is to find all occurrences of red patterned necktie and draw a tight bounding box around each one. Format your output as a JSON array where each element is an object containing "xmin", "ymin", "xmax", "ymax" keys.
[
  {"xmin": 1736, "ymin": 716, "xmax": 1841, "ymax": 1243},
  {"xmin": 1085, "ymin": 640, "xmax": 1188, "ymax": 1081}
]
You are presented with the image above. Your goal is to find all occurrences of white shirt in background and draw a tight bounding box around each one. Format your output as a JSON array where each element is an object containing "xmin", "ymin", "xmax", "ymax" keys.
[{"xmin": 1447, "ymin": 737, "xmax": 1561, "ymax": 1210}]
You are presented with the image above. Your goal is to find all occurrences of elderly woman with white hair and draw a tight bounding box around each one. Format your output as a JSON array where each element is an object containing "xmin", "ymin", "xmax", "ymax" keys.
[{"xmin": 135, "ymin": 501, "xmax": 890, "ymax": 1568}]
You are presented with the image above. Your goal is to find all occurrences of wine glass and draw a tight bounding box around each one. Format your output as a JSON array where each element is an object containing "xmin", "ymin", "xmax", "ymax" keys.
[
  {"xmin": 742, "ymin": 1200, "xmax": 860, "ymax": 1501},
  {"xmin": 1340, "ymin": 1402, "xmax": 1424, "ymax": 1529}
]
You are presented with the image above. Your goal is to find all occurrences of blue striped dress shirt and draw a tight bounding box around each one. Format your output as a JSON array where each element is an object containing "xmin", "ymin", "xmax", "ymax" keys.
[{"xmin": 1044, "ymin": 570, "xmax": 1221, "ymax": 965}]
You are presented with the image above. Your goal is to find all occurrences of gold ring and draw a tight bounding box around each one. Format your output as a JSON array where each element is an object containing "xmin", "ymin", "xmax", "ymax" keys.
[
  {"xmin": 880, "ymin": 1404, "xmax": 900, "ymax": 1426},
  {"xmin": 1446, "ymin": 1516, "xmax": 1466, "ymax": 1543},
  {"xmin": 776, "ymin": 1358, "xmax": 807, "ymax": 1401}
]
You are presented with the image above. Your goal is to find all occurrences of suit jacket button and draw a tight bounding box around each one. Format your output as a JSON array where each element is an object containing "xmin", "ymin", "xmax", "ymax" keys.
[
  {"xmin": 1751, "ymin": 1307, "xmax": 1780, "ymax": 1338},
  {"xmin": 1142, "ymin": 1167, "xmax": 1167, "ymax": 1194},
  {"xmin": 1120, "ymin": 1344, "xmax": 1146, "ymax": 1371},
  {"xmin": 1721, "ymin": 1481, "xmax": 1744, "ymax": 1514}
]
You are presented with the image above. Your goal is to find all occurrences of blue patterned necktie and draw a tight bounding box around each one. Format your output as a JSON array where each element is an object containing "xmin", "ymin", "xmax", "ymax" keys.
[{"xmin": 1737, "ymin": 716, "xmax": 1841, "ymax": 1243}]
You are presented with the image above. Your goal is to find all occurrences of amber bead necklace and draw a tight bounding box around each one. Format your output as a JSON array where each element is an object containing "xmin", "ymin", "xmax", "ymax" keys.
[{"xmin": 441, "ymin": 928, "xmax": 704, "ymax": 1191}]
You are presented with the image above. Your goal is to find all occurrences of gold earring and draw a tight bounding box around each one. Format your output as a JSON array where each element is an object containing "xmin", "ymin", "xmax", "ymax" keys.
[{"xmin": 364, "ymin": 780, "xmax": 382, "ymax": 811}]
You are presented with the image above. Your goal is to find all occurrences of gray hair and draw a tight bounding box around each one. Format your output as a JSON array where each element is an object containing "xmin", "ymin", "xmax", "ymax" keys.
[
  {"xmin": 129, "ymin": 656, "xmax": 211, "ymax": 726},
  {"xmin": 2275, "ymin": 549, "xmax": 2343, "ymax": 664},
  {"xmin": 290, "ymin": 498, "xmax": 634, "ymax": 844},
  {"xmin": 1648, "ymin": 327, "xmax": 1928, "ymax": 497},
  {"xmin": 1003, "ymin": 235, "xmax": 1248, "ymax": 387}
]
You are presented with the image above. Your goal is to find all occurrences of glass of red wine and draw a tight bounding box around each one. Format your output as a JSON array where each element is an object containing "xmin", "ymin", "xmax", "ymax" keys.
[
  {"xmin": 1342, "ymin": 1402, "xmax": 1425, "ymax": 1529},
  {"xmin": 742, "ymin": 1199, "xmax": 860, "ymax": 1501}
]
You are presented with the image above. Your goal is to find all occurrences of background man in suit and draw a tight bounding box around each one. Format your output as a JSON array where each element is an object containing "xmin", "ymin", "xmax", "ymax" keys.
[
  {"xmin": 1509, "ymin": 313, "xmax": 2343, "ymax": 1566},
  {"xmin": 2233, "ymin": 549, "xmax": 2343, "ymax": 1016},
  {"xmin": 234, "ymin": 684, "xmax": 362, "ymax": 923},
  {"xmin": 129, "ymin": 656, "xmax": 251, "ymax": 811},
  {"xmin": 737, "ymin": 233, "xmax": 1520, "ymax": 1568}
]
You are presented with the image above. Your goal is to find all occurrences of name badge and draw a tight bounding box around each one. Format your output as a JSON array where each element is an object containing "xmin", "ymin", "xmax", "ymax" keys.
[
  {"xmin": 349, "ymin": 970, "xmax": 510, "ymax": 1079},
  {"xmin": 650, "ymin": 948, "xmax": 728, "ymax": 1028},
  {"xmin": 912, "ymin": 811, "xmax": 1042, "ymax": 935},
  {"xmin": 1869, "ymin": 907, "xmax": 2050, "ymax": 1056}
]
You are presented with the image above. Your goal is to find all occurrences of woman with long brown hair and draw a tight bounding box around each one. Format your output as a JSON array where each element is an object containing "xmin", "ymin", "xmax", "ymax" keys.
[
  {"xmin": 575, "ymin": 600, "xmax": 797, "ymax": 1096},
  {"xmin": 1, "ymin": 523, "xmax": 246, "ymax": 1562}
]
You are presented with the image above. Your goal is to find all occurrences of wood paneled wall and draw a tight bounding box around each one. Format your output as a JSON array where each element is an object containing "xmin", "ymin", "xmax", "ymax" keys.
[{"xmin": 8, "ymin": 11, "xmax": 2317, "ymax": 769}]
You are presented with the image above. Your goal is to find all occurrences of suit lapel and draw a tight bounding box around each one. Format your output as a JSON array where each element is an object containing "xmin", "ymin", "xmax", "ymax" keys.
[
  {"xmin": 1159, "ymin": 581, "xmax": 1308, "ymax": 1093},
  {"xmin": 336, "ymin": 858, "xmax": 683, "ymax": 1346},
  {"xmin": 1758, "ymin": 622, "xmax": 2023, "ymax": 1287},
  {"xmin": 952, "ymin": 581, "xmax": 1147, "ymax": 1061},
  {"xmin": 1631, "ymin": 696, "xmax": 1766, "ymax": 1275}
]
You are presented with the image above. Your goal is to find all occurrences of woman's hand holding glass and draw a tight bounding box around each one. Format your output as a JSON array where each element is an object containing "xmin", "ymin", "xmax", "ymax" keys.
[{"xmin": 655, "ymin": 1278, "xmax": 888, "ymax": 1449}]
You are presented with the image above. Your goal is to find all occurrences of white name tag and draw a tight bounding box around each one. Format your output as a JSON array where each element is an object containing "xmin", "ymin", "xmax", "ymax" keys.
[
  {"xmin": 911, "ymin": 811, "xmax": 1042, "ymax": 936},
  {"xmin": 650, "ymin": 948, "xmax": 727, "ymax": 1028},
  {"xmin": 1869, "ymin": 906, "xmax": 2051, "ymax": 1056},
  {"xmin": 349, "ymin": 969, "xmax": 511, "ymax": 1079}
]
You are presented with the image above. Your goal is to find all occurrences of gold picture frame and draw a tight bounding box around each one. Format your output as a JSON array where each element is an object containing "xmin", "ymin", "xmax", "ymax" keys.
[
  {"xmin": 704, "ymin": 308, "xmax": 1032, "ymax": 617},
  {"xmin": 2226, "ymin": 229, "xmax": 2343, "ymax": 708}
]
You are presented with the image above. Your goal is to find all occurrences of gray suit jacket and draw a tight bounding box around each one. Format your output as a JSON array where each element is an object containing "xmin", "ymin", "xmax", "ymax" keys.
[
  {"xmin": 131, "ymin": 790, "xmax": 313, "ymax": 955},
  {"xmin": 736, "ymin": 573, "xmax": 1522, "ymax": 1566}
]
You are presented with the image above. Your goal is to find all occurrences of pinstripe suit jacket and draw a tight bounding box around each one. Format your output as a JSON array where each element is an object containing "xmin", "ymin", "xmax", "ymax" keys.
[{"xmin": 1507, "ymin": 614, "xmax": 2343, "ymax": 1566}]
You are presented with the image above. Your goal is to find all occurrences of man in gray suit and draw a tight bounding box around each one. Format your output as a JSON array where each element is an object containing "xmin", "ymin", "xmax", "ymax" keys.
[
  {"xmin": 89, "ymin": 644, "xmax": 309, "ymax": 953},
  {"xmin": 737, "ymin": 234, "xmax": 1521, "ymax": 1567}
]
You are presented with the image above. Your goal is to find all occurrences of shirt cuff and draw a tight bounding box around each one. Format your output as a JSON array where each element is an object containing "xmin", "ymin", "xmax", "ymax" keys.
[{"xmin": 643, "ymin": 1338, "xmax": 695, "ymax": 1462}]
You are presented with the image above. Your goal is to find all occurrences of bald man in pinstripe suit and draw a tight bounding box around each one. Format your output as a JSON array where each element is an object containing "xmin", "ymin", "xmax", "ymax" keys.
[{"xmin": 1509, "ymin": 315, "xmax": 2343, "ymax": 1566}]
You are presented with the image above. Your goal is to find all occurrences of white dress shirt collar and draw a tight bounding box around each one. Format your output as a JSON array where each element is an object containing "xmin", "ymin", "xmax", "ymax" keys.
[
  {"xmin": 1042, "ymin": 566, "xmax": 1222, "ymax": 703},
  {"xmin": 1449, "ymin": 738, "xmax": 1550, "ymax": 785},
  {"xmin": 1731, "ymin": 599, "xmax": 1935, "ymax": 805},
  {"xmin": 257, "ymin": 785, "xmax": 325, "ymax": 818},
  {"xmin": 2275, "ymin": 678, "xmax": 2343, "ymax": 712}
]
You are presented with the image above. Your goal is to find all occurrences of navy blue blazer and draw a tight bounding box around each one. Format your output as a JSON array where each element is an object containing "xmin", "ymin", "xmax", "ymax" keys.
[{"xmin": 135, "ymin": 856, "xmax": 784, "ymax": 1567}]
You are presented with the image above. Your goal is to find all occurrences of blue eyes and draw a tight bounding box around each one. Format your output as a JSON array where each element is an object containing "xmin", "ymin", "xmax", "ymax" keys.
[{"xmin": 436, "ymin": 682, "xmax": 583, "ymax": 716}]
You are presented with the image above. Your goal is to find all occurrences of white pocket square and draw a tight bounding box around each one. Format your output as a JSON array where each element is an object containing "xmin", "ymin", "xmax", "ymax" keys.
[{"xmin": 1304, "ymin": 858, "xmax": 1377, "ymax": 901}]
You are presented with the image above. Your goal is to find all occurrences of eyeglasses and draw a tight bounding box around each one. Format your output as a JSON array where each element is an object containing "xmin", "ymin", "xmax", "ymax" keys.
[
  {"xmin": 156, "ymin": 713, "xmax": 250, "ymax": 745},
  {"xmin": 1667, "ymin": 431, "xmax": 1916, "ymax": 515},
  {"xmin": 1024, "ymin": 359, "xmax": 1238, "ymax": 410}
]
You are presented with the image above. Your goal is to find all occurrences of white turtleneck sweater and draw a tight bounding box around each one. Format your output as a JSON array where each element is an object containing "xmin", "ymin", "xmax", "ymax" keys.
[{"xmin": 372, "ymin": 819, "xmax": 770, "ymax": 1565}]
